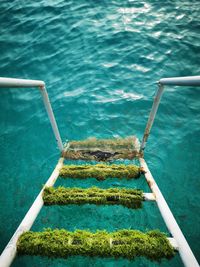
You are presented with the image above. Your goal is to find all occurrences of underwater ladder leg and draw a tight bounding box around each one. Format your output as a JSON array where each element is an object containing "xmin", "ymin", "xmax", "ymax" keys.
[
  {"xmin": 0, "ymin": 158, "xmax": 64, "ymax": 267},
  {"xmin": 139, "ymin": 158, "xmax": 199, "ymax": 267}
]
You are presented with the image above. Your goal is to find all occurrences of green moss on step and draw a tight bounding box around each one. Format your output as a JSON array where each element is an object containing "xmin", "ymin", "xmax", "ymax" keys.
[
  {"xmin": 43, "ymin": 186, "xmax": 144, "ymax": 209},
  {"xmin": 59, "ymin": 164, "xmax": 142, "ymax": 180},
  {"xmin": 17, "ymin": 229, "xmax": 175, "ymax": 261},
  {"xmin": 68, "ymin": 136, "xmax": 138, "ymax": 150},
  {"xmin": 63, "ymin": 136, "xmax": 140, "ymax": 161}
]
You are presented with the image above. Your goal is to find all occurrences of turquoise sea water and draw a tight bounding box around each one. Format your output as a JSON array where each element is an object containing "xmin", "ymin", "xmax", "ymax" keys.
[{"xmin": 0, "ymin": 1, "xmax": 200, "ymax": 266}]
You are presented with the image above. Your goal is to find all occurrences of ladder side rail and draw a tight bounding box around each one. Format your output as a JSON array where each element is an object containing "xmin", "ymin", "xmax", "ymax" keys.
[
  {"xmin": 140, "ymin": 75, "xmax": 200, "ymax": 151},
  {"xmin": 0, "ymin": 157, "xmax": 64, "ymax": 267},
  {"xmin": 0, "ymin": 77, "xmax": 63, "ymax": 152},
  {"xmin": 139, "ymin": 158, "xmax": 199, "ymax": 267}
]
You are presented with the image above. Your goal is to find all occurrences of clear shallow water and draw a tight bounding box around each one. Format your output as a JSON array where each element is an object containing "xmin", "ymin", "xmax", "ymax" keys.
[{"xmin": 0, "ymin": 0, "xmax": 200, "ymax": 266}]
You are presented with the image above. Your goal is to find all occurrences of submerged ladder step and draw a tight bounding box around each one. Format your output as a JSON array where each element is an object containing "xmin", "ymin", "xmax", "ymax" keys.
[
  {"xmin": 63, "ymin": 136, "xmax": 140, "ymax": 161},
  {"xmin": 143, "ymin": 193, "xmax": 156, "ymax": 201},
  {"xmin": 168, "ymin": 238, "xmax": 179, "ymax": 250},
  {"xmin": 43, "ymin": 187, "xmax": 155, "ymax": 209},
  {"xmin": 59, "ymin": 164, "xmax": 144, "ymax": 180},
  {"xmin": 17, "ymin": 229, "xmax": 176, "ymax": 261}
]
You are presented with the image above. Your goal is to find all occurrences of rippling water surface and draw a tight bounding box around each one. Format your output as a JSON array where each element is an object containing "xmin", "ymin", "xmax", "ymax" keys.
[{"xmin": 0, "ymin": 1, "xmax": 200, "ymax": 266}]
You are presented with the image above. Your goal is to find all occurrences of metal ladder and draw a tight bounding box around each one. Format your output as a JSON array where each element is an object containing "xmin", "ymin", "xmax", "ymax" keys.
[{"xmin": 0, "ymin": 76, "xmax": 199, "ymax": 267}]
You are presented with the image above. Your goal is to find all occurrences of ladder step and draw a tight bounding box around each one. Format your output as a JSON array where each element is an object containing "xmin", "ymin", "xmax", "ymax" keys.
[
  {"xmin": 143, "ymin": 193, "xmax": 156, "ymax": 201},
  {"xmin": 59, "ymin": 164, "xmax": 143, "ymax": 180},
  {"xmin": 17, "ymin": 229, "xmax": 175, "ymax": 261},
  {"xmin": 168, "ymin": 238, "xmax": 179, "ymax": 250},
  {"xmin": 63, "ymin": 136, "xmax": 140, "ymax": 161},
  {"xmin": 43, "ymin": 186, "xmax": 144, "ymax": 209}
]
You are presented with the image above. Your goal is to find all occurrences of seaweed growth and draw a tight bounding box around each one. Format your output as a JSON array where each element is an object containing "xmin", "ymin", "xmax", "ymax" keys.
[
  {"xmin": 59, "ymin": 164, "xmax": 143, "ymax": 181},
  {"xmin": 63, "ymin": 136, "xmax": 140, "ymax": 161},
  {"xmin": 43, "ymin": 186, "xmax": 144, "ymax": 209},
  {"xmin": 17, "ymin": 229, "xmax": 175, "ymax": 261},
  {"xmin": 68, "ymin": 136, "xmax": 138, "ymax": 149}
]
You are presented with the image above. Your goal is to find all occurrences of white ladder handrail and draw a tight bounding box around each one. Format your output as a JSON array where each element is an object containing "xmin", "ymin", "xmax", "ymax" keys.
[
  {"xmin": 140, "ymin": 158, "xmax": 199, "ymax": 267},
  {"xmin": 0, "ymin": 77, "xmax": 63, "ymax": 152},
  {"xmin": 0, "ymin": 157, "xmax": 64, "ymax": 267},
  {"xmin": 141, "ymin": 75, "xmax": 200, "ymax": 151}
]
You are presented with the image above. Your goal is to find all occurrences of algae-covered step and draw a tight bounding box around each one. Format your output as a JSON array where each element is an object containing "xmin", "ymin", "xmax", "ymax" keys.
[
  {"xmin": 63, "ymin": 136, "xmax": 140, "ymax": 161},
  {"xmin": 17, "ymin": 229, "xmax": 175, "ymax": 261},
  {"xmin": 59, "ymin": 163, "xmax": 144, "ymax": 180},
  {"xmin": 43, "ymin": 186, "xmax": 144, "ymax": 209}
]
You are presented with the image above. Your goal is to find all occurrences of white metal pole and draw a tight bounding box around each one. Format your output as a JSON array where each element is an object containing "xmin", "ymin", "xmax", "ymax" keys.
[
  {"xmin": 159, "ymin": 76, "xmax": 200, "ymax": 86},
  {"xmin": 140, "ymin": 75, "xmax": 200, "ymax": 152},
  {"xmin": 140, "ymin": 83, "xmax": 164, "ymax": 151},
  {"xmin": 0, "ymin": 157, "xmax": 64, "ymax": 267},
  {"xmin": 39, "ymin": 86, "xmax": 63, "ymax": 152},
  {"xmin": 139, "ymin": 158, "xmax": 199, "ymax": 267},
  {"xmin": 0, "ymin": 77, "xmax": 45, "ymax": 88},
  {"xmin": 0, "ymin": 77, "xmax": 63, "ymax": 152}
]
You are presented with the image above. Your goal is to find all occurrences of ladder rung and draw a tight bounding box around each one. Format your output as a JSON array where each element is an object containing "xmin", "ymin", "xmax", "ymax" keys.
[
  {"xmin": 17, "ymin": 229, "xmax": 176, "ymax": 261},
  {"xmin": 63, "ymin": 136, "xmax": 140, "ymax": 161},
  {"xmin": 143, "ymin": 193, "xmax": 156, "ymax": 201},
  {"xmin": 168, "ymin": 238, "xmax": 179, "ymax": 250},
  {"xmin": 43, "ymin": 186, "xmax": 144, "ymax": 209},
  {"xmin": 59, "ymin": 164, "xmax": 143, "ymax": 180}
]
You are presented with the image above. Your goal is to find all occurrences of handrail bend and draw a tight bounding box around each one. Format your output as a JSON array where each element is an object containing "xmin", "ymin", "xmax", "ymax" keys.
[
  {"xmin": 0, "ymin": 77, "xmax": 63, "ymax": 152},
  {"xmin": 141, "ymin": 75, "xmax": 200, "ymax": 151}
]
